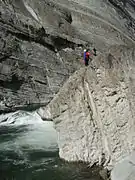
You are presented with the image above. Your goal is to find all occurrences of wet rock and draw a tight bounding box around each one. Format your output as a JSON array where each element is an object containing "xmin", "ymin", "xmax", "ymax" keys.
[{"xmin": 99, "ymin": 169, "xmax": 110, "ymax": 180}]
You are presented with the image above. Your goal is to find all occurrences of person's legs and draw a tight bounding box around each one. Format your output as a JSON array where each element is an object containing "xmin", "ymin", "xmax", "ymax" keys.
[{"xmin": 85, "ymin": 58, "xmax": 89, "ymax": 66}]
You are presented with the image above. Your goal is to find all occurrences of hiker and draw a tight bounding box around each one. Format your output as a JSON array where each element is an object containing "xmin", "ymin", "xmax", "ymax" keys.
[
  {"xmin": 84, "ymin": 49, "xmax": 91, "ymax": 66},
  {"xmin": 83, "ymin": 49, "xmax": 86, "ymax": 62},
  {"xmin": 83, "ymin": 48, "xmax": 97, "ymax": 66}
]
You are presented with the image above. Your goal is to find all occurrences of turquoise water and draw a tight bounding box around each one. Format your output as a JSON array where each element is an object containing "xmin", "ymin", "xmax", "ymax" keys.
[{"xmin": 0, "ymin": 111, "xmax": 102, "ymax": 180}]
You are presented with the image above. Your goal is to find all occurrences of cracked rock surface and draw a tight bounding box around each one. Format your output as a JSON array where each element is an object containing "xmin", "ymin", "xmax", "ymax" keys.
[
  {"xmin": 39, "ymin": 45, "xmax": 135, "ymax": 171},
  {"xmin": 0, "ymin": 0, "xmax": 83, "ymax": 112},
  {"xmin": 0, "ymin": 0, "xmax": 135, "ymax": 113}
]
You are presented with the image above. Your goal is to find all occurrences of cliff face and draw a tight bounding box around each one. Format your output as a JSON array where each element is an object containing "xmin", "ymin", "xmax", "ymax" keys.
[
  {"xmin": 1, "ymin": 0, "xmax": 135, "ymax": 176},
  {"xmin": 0, "ymin": 0, "xmax": 82, "ymax": 113},
  {"xmin": 0, "ymin": 0, "xmax": 135, "ymax": 113},
  {"xmin": 39, "ymin": 45, "xmax": 135, "ymax": 170}
]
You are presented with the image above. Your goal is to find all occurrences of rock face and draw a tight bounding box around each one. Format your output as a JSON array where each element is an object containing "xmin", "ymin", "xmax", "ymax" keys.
[
  {"xmin": 0, "ymin": 0, "xmax": 83, "ymax": 113},
  {"xmin": 0, "ymin": 0, "xmax": 135, "ymax": 113},
  {"xmin": 111, "ymin": 151, "xmax": 135, "ymax": 180},
  {"xmin": 39, "ymin": 45, "xmax": 135, "ymax": 170}
]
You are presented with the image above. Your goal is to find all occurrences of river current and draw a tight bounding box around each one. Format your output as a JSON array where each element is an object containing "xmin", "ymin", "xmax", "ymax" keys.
[{"xmin": 0, "ymin": 111, "xmax": 102, "ymax": 180}]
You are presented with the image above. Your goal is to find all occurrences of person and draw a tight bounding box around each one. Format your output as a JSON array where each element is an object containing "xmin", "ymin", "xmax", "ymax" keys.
[
  {"xmin": 84, "ymin": 49, "xmax": 90, "ymax": 66},
  {"xmin": 83, "ymin": 48, "xmax": 97, "ymax": 66},
  {"xmin": 83, "ymin": 49, "xmax": 86, "ymax": 62}
]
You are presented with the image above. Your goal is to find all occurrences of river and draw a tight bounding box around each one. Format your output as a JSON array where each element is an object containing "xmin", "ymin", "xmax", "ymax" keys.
[{"xmin": 0, "ymin": 111, "xmax": 102, "ymax": 180}]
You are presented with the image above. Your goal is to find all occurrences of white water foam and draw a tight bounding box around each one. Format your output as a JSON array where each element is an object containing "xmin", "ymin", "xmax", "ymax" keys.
[
  {"xmin": 0, "ymin": 111, "xmax": 44, "ymax": 126},
  {"xmin": 0, "ymin": 111, "xmax": 58, "ymax": 154}
]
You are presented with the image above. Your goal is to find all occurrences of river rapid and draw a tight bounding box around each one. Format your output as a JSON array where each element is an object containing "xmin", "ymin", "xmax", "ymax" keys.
[{"xmin": 0, "ymin": 111, "xmax": 103, "ymax": 180}]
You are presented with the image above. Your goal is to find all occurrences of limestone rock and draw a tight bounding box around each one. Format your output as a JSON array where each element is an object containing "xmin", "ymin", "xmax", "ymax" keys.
[
  {"xmin": 0, "ymin": 0, "xmax": 82, "ymax": 113},
  {"xmin": 39, "ymin": 45, "xmax": 135, "ymax": 169},
  {"xmin": 1, "ymin": 0, "xmax": 135, "ymax": 113},
  {"xmin": 111, "ymin": 151, "xmax": 135, "ymax": 180}
]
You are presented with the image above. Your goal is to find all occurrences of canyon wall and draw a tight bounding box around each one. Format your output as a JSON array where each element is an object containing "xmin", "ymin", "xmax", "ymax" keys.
[
  {"xmin": 1, "ymin": 1, "xmax": 135, "ymax": 179},
  {"xmin": 0, "ymin": 0, "xmax": 135, "ymax": 113}
]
